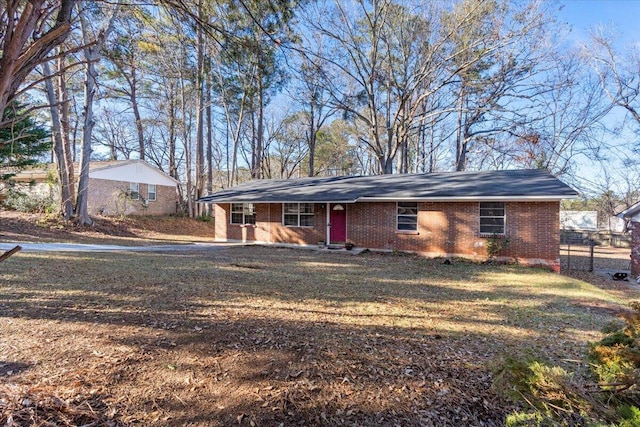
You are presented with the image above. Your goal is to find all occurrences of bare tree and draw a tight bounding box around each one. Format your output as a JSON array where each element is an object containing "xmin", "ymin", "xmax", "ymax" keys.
[
  {"xmin": 76, "ymin": 2, "xmax": 121, "ymax": 226},
  {"xmin": 589, "ymin": 28, "xmax": 640, "ymax": 152},
  {"xmin": 0, "ymin": 0, "xmax": 77, "ymax": 133},
  {"xmin": 43, "ymin": 60, "xmax": 75, "ymax": 219}
]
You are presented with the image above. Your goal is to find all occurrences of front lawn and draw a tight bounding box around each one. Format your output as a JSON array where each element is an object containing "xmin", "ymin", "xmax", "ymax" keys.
[{"xmin": 0, "ymin": 247, "xmax": 637, "ymax": 426}]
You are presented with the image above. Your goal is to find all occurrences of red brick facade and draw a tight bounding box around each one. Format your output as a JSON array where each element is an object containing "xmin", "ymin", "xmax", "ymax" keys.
[
  {"xmin": 214, "ymin": 203, "xmax": 325, "ymax": 245},
  {"xmin": 214, "ymin": 201, "xmax": 562, "ymax": 271},
  {"xmin": 88, "ymin": 178, "xmax": 177, "ymax": 216},
  {"xmin": 630, "ymin": 221, "xmax": 640, "ymax": 279}
]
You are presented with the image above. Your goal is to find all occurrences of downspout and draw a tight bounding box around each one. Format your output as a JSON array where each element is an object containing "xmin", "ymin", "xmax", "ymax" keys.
[
  {"xmin": 326, "ymin": 204, "xmax": 331, "ymax": 245},
  {"xmin": 268, "ymin": 203, "xmax": 271, "ymax": 244}
]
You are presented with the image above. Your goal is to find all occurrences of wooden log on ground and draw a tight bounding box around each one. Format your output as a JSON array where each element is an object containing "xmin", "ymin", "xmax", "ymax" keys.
[{"xmin": 0, "ymin": 245, "xmax": 22, "ymax": 262}]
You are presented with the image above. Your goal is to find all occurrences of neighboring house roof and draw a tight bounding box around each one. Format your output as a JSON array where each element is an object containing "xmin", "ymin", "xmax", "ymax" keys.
[
  {"xmin": 618, "ymin": 201, "xmax": 640, "ymax": 222},
  {"xmin": 197, "ymin": 169, "xmax": 578, "ymax": 204},
  {"xmin": 89, "ymin": 159, "xmax": 178, "ymax": 186},
  {"xmin": 6, "ymin": 160, "xmax": 178, "ymax": 186}
]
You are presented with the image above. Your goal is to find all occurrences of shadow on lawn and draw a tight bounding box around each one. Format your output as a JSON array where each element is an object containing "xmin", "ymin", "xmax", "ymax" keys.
[{"xmin": 0, "ymin": 247, "xmax": 621, "ymax": 426}]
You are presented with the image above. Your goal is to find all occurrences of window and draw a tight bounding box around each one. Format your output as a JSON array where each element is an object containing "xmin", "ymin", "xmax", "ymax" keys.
[
  {"xmin": 397, "ymin": 202, "xmax": 418, "ymax": 231},
  {"xmin": 231, "ymin": 203, "xmax": 256, "ymax": 225},
  {"xmin": 480, "ymin": 202, "xmax": 505, "ymax": 234},
  {"xmin": 148, "ymin": 184, "xmax": 157, "ymax": 201},
  {"xmin": 283, "ymin": 203, "xmax": 314, "ymax": 227},
  {"xmin": 129, "ymin": 182, "xmax": 140, "ymax": 200}
]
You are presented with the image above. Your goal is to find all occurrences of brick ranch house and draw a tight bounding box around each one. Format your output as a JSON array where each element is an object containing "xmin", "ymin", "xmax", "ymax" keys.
[
  {"xmin": 617, "ymin": 201, "xmax": 640, "ymax": 279},
  {"xmin": 198, "ymin": 169, "xmax": 578, "ymax": 271},
  {"xmin": 7, "ymin": 160, "xmax": 179, "ymax": 216}
]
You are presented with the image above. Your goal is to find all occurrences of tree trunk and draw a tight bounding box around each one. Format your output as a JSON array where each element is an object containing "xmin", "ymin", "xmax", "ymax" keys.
[
  {"xmin": 455, "ymin": 81, "xmax": 466, "ymax": 172},
  {"xmin": 168, "ymin": 80, "xmax": 177, "ymax": 180},
  {"xmin": 179, "ymin": 65, "xmax": 193, "ymax": 217},
  {"xmin": 57, "ymin": 56, "xmax": 75, "ymax": 207},
  {"xmin": 252, "ymin": 74, "xmax": 264, "ymax": 179},
  {"xmin": 205, "ymin": 59, "xmax": 213, "ymax": 212},
  {"xmin": 194, "ymin": 0, "xmax": 205, "ymax": 216},
  {"xmin": 0, "ymin": 0, "xmax": 76, "ymax": 127},
  {"xmin": 308, "ymin": 104, "xmax": 316, "ymax": 177},
  {"xmin": 130, "ymin": 64, "xmax": 145, "ymax": 160},
  {"xmin": 76, "ymin": 2, "xmax": 120, "ymax": 226},
  {"xmin": 43, "ymin": 62, "xmax": 73, "ymax": 220}
]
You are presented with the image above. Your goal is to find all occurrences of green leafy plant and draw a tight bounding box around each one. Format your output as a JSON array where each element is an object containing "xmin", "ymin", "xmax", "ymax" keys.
[
  {"xmin": 3, "ymin": 189, "xmax": 57, "ymax": 214},
  {"xmin": 195, "ymin": 214, "xmax": 212, "ymax": 222},
  {"xmin": 486, "ymin": 233, "xmax": 510, "ymax": 259},
  {"xmin": 0, "ymin": 103, "xmax": 50, "ymax": 182},
  {"xmin": 589, "ymin": 302, "xmax": 640, "ymax": 402}
]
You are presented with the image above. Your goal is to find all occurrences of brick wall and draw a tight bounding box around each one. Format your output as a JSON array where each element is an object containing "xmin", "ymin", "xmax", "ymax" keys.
[
  {"xmin": 214, "ymin": 200, "xmax": 562, "ymax": 270},
  {"xmin": 88, "ymin": 178, "xmax": 177, "ymax": 216},
  {"xmin": 630, "ymin": 221, "xmax": 640, "ymax": 278},
  {"xmin": 214, "ymin": 202, "xmax": 325, "ymax": 245}
]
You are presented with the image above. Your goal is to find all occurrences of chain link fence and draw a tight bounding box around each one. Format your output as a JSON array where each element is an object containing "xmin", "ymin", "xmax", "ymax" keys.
[{"xmin": 560, "ymin": 241, "xmax": 631, "ymax": 274}]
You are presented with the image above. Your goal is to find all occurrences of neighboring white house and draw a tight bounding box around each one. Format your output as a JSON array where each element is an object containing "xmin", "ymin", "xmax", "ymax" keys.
[
  {"xmin": 560, "ymin": 211, "xmax": 598, "ymax": 231},
  {"xmin": 560, "ymin": 210, "xmax": 625, "ymax": 232},
  {"xmin": 6, "ymin": 159, "xmax": 179, "ymax": 216}
]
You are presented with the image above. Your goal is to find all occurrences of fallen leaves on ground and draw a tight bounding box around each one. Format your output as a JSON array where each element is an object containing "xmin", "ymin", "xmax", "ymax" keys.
[{"xmin": 1, "ymin": 245, "xmax": 637, "ymax": 426}]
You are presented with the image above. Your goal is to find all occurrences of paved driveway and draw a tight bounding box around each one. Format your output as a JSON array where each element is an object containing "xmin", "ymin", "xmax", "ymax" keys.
[{"xmin": 0, "ymin": 242, "xmax": 245, "ymax": 253}]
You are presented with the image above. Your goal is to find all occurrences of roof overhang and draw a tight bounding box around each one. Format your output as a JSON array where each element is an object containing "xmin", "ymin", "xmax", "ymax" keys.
[
  {"xmin": 617, "ymin": 201, "xmax": 640, "ymax": 221},
  {"xmin": 199, "ymin": 199, "xmax": 358, "ymax": 204},
  {"xmin": 201, "ymin": 195, "xmax": 573, "ymax": 204},
  {"xmin": 357, "ymin": 195, "xmax": 574, "ymax": 202}
]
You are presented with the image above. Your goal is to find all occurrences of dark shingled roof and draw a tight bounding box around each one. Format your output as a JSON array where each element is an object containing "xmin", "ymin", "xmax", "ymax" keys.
[{"xmin": 197, "ymin": 169, "xmax": 578, "ymax": 203}]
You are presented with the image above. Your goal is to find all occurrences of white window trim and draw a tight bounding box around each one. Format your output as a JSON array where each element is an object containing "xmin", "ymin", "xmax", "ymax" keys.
[
  {"xmin": 130, "ymin": 182, "xmax": 140, "ymax": 200},
  {"xmin": 479, "ymin": 202, "xmax": 506, "ymax": 235},
  {"xmin": 396, "ymin": 202, "xmax": 418, "ymax": 232},
  {"xmin": 147, "ymin": 184, "xmax": 157, "ymax": 202},
  {"xmin": 230, "ymin": 203, "xmax": 256, "ymax": 225},
  {"xmin": 282, "ymin": 203, "xmax": 315, "ymax": 228}
]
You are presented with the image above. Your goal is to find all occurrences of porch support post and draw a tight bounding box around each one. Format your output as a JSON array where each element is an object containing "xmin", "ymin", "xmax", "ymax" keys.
[{"xmin": 326, "ymin": 204, "xmax": 331, "ymax": 245}]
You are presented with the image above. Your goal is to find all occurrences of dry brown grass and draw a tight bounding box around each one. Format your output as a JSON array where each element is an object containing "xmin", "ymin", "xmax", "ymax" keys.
[
  {"xmin": 561, "ymin": 243, "xmax": 632, "ymax": 272},
  {"xmin": 0, "ymin": 211, "xmax": 216, "ymax": 246},
  {"xmin": 1, "ymin": 245, "xmax": 639, "ymax": 426}
]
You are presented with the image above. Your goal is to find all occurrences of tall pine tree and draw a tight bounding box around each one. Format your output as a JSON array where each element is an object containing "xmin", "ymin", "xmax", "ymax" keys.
[{"xmin": 0, "ymin": 103, "xmax": 50, "ymax": 182}]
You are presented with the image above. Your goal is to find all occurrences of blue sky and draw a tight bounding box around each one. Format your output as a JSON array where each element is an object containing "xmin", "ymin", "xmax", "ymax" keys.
[
  {"xmin": 559, "ymin": 0, "xmax": 640, "ymax": 45},
  {"xmin": 557, "ymin": 1, "xmax": 640, "ymax": 194}
]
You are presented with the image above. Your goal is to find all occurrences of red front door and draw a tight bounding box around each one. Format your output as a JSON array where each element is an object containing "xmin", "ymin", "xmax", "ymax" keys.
[{"xmin": 329, "ymin": 204, "xmax": 347, "ymax": 244}]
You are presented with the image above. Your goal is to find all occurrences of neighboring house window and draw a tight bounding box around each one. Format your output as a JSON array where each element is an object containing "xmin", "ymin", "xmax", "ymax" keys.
[
  {"xmin": 283, "ymin": 203, "xmax": 314, "ymax": 227},
  {"xmin": 480, "ymin": 202, "xmax": 506, "ymax": 234},
  {"xmin": 130, "ymin": 182, "xmax": 140, "ymax": 200},
  {"xmin": 397, "ymin": 202, "xmax": 418, "ymax": 231},
  {"xmin": 148, "ymin": 184, "xmax": 157, "ymax": 201},
  {"xmin": 231, "ymin": 203, "xmax": 256, "ymax": 225}
]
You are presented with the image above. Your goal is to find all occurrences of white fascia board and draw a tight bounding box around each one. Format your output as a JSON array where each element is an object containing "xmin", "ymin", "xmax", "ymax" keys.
[
  {"xmin": 356, "ymin": 195, "xmax": 574, "ymax": 202},
  {"xmin": 90, "ymin": 161, "xmax": 178, "ymax": 186},
  {"xmin": 618, "ymin": 201, "xmax": 640, "ymax": 219}
]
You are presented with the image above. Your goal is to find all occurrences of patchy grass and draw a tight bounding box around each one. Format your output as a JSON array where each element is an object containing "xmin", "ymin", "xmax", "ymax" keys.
[
  {"xmin": 0, "ymin": 247, "xmax": 638, "ymax": 426},
  {"xmin": 0, "ymin": 211, "xmax": 216, "ymax": 245}
]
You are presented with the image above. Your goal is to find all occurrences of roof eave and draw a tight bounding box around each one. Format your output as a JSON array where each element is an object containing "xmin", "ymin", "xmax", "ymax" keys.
[
  {"xmin": 197, "ymin": 198, "xmax": 357, "ymax": 204},
  {"xmin": 198, "ymin": 195, "xmax": 576, "ymax": 204},
  {"xmin": 617, "ymin": 201, "xmax": 640, "ymax": 219},
  {"xmin": 357, "ymin": 195, "xmax": 577, "ymax": 202}
]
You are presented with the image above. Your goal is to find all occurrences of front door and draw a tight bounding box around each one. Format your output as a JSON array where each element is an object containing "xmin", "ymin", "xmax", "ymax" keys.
[{"xmin": 329, "ymin": 204, "xmax": 347, "ymax": 244}]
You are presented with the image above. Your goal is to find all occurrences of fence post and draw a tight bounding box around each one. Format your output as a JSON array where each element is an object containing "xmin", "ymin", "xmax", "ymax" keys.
[{"xmin": 589, "ymin": 239, "xmax": 595, "ymax": 272}]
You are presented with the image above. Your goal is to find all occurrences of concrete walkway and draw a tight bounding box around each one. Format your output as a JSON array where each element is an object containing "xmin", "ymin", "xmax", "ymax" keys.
[{"xmin": 0, "ymin": 241, "xmax": 245, "ymax": 253}]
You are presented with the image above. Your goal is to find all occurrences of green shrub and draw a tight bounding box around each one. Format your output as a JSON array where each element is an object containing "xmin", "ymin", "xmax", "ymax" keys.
[
  {"xmin": 195, "ymin": 214, "xmax": 212, "ymax": 222},
  {"xmin": 3, "ymin": 191, "xmax": 57, "ymax": 214},
  {"xmin": 498, "ymin": 302, "xmax": 640, "ymax": 426},
  {"xmin": 589, "ymin": 303, "xmax": 640, "ymax": 405},
  {"xmin": 617, "ymin": 405, "xmax": 640, "ymax": 427},
  {"xmin": 486, "ymin": 233, "xmax": 510, "ymax": 259}
]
